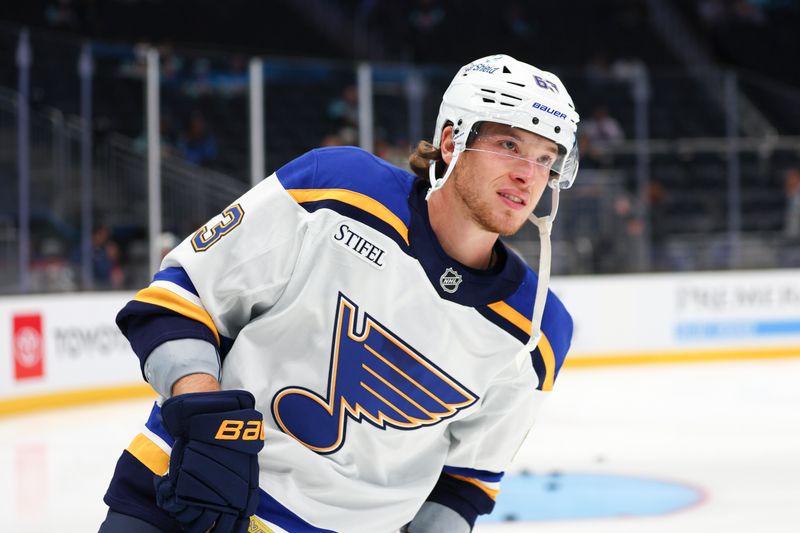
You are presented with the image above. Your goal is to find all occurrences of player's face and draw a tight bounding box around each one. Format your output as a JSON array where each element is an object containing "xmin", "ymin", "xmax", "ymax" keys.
[{"xmin": 451, "ymin": 123, "xmax": 558, "ymax": 236}]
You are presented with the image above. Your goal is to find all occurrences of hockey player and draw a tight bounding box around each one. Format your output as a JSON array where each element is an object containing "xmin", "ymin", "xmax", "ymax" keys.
[{"xmin": 99, "ymin": 54, "xmax": 579, "ymax": 533}]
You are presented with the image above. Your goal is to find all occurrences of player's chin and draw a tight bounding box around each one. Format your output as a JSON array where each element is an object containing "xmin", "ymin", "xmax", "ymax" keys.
[
  {"xmin": 498, "ymin": 224, "xmax": 525, "ymax": 237},
  {"xmin": 493, "ymin": 214, "xmax": 528, "ymax": 237}
]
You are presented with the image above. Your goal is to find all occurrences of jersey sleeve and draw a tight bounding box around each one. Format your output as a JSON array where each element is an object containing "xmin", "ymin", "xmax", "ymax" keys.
[{"xmin": 116, "ymin": 150, "xmax": 321, "ymax": 376}]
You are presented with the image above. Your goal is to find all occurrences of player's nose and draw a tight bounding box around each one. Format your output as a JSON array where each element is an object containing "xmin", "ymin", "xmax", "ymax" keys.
[{"xmin": 510, "ymin": 160, "xmax": 548, "ymax": 185}]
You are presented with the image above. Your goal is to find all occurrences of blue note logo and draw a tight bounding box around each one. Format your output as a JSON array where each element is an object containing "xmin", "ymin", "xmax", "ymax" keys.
[{"xmin": 272, "ymin": 293, "xmax": 478, "ymax": 454}]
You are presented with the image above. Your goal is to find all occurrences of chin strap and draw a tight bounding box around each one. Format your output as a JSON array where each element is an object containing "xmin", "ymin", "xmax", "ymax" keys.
[
  {"xmin": 425, "ymin": 147, "xmax": 463, "ymax": 201},
  {"xmin": 525, "ymin": 185, "xmax": 560, "ymax": 351}
]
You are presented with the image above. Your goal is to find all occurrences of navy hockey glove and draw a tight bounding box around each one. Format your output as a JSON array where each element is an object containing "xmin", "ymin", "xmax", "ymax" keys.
[{"xmin": 155, "ymin": 390, "xmax": 264, "ymax": 533}]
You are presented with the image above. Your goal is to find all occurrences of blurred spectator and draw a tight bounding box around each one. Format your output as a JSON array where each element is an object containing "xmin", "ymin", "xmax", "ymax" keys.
[
  {"xmin": 328, "ymin": 85, "xmax": 359, "ymax": 130},
  {"xmin": 212, "ymin": 54, "xmax": 249, "ymax": 98},
  {"xmin": 159, "ymin": 44, "xmax": 186, "ymax": 90},
  {"xmin": 409, "ymin": 0, "xmax": 446, "ymax": 59},
  {"xmin": 584, "ymin": 51, "xmax": 614, "ymax": 87},
  {"xmin": 92, "ymin": 225, "xmax": 124, "ymax": 289},
  {"xmin": 409, "ymin": 0, "xmax": 446, "ymax": 35},
  {"xmin": 610, "ymin": 56, "xmax": 647, "ymax": 83},
  {"xmin": 784, "ymin": 167, "xmax": 800, "ymax": 240},
  {"xmin": 44, "ymin": 0, "xmax": 78, "ymax": 30},
  {"xmin": 134, "ymin": 113, "xmax": 177, "ymax": 156},
  {"xmin": 159, "ymin": 232, "xmax": 180, "ymax": 260},
  {"xmin": 648, "ymin": 180, "xmax": 669, "ymax": 270},
  {"xmin": 698, "ymin": 0, "xmax": 727, "ymax": 27},
  {"xmin": 503, "ymin": 1, "xmax": 535, "ymax": 49},
  {"xmin": 183, "ymin": 54, "xmax": 250, "ymax": 98},
  {"xmin": 731, "ymin": 0, "xmax": 766, "ymax": 25},
  {"xmin": 579, "ymin": 106, "xmax": 625, "ymax": 169},
  {"xmin": 374, "ymin": 138, "xmax": 409, "ymax": 169},
  {"xmin": 582, "ymin": 105, "xmax": 625, "ymax": 145},
  {"xmin": 698, "ymin": 0, "xmax": 766, "ymax": 27},
  {"xmin": 578, "ymin": 133, "xmax": 606, "ymax": 170},
  {"xmin": 183, "ymin": 57, "xmax": 213, "ymax": 98},
  {"xmin": 328, "ymin": 85, "xmax": 358, "ymax": 146},
  {"xmin": 337, "ymin": 126, "xmax": 359, "ymax": 146},
  {"xmin": 106, "ymin": 240, "xmax": 125, "ymax": 289},
  {"xmin": 362, "ymin": 0, "xmax": 410, "ymax": 58},
  {"xmin": 30, "ymin": 238, "xmax": 76, "ymax": 292},
  {"xmin": 117, "ymin": 42, "xmax": 149, "ymax": 80},
  {"xmin": 603, "ymin": 193, "xmax": 647, "ymax": 272},
  {"xmin": 320, "ymin": 133, "xmax": 346, "ymax": 147},
  {"xmin": 176, "ymin": 111, "xmax": 218, "ymax": 166},
  {"xmin": 504, "ymin": 1, "xmax": 532, "ymax": 38}
]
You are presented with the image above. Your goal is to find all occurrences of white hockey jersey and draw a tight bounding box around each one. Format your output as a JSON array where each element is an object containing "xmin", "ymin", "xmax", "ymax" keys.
[{"xmin": 117, "ymin": 147, "xmax": 573, "ymax": 533}]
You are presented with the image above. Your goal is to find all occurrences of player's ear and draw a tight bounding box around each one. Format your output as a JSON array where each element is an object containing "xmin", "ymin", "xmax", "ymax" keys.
[{"xmin": 440, "ymin": 126, "xmax": 455, "ymax": 166}]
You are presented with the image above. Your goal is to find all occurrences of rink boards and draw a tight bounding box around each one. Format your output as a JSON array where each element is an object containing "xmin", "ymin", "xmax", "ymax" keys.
[{"xmin": 2, "ymin": 269, "xmax": 800, "ymax": 415}]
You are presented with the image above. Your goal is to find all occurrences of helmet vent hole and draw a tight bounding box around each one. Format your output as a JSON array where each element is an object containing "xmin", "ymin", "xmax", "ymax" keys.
[
  {"xmin": 507, "ymin": 81, "xmax": 525, "ymax": 87},
  {"xmin": 500, "ymin": 102, "xmax": 514, "ymax": 107},
  {"xmin": 480, "ymin": 88, "xmax": 496, "ymax": 94},
  {"xmin": 482, "ymin": 98, "xmax": 496, "ymax": 103},
  {"xmin": 500, "ymin": 93, "xmax": 522, "ymax": 101},
  {"xmin": 503, "ymin": 66, "xmax": 512, "ymax": 74}
]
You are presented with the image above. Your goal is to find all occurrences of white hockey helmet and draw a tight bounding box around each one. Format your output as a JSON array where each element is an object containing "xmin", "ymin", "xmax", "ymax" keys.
[{"xmin": 430, "ymin": 54, "xmax": 580, "ymax": 192}]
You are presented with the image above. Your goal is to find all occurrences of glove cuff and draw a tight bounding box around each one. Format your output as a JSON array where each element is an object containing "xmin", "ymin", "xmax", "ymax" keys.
[{"xmin": 160, "ymin": 389, "xmax": 258, "ymax": 439}]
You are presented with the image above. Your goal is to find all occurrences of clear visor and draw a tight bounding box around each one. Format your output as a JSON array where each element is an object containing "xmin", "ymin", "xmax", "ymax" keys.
[
  {"xmin": 463, "ymin": 125, "xmax": 579, "ymax": 188},
  {"xmin": 553, "ymin": 138, "xmax": 579, "ymax": 189}
]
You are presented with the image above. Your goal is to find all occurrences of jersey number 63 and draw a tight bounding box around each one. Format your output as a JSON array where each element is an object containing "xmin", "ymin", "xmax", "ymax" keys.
[{"xmin": 191, "ymin": 204, "xmax": 245, "ymax": 252}]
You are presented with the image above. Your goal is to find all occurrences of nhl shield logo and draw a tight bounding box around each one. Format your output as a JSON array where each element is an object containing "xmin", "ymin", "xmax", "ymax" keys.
[{"xmin": 439, "ymin": 267, "xmax": 463, "ymax": 293}]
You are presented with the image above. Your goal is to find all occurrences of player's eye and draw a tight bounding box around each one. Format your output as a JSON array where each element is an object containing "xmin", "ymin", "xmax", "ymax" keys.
[
  {"xmin": 498, "ymin": 138, "xmax": 518, "ymax": 152},
  {"xmin": 538, "ymin": 155, "xmax": 555, "ymax": 168}
]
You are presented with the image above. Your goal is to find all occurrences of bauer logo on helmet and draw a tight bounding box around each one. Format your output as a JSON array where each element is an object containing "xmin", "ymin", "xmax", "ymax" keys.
[{"xmin": 532, "ymin": 102, "xmax": 568, "ymax": 120}]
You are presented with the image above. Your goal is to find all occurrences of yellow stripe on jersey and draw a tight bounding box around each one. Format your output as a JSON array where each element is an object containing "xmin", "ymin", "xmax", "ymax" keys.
[
  {"xmin": 487, "ymin": 300, "xmax": 531, "ymax": 333},
  {"xmin": 488, "ymin": 300, "xmax": 556, "ymax": 391},
  {"xmin": 288, "ymin": 188, "xmax": 410, "ymax": 245},
  {"xmin": 537, "ymin": 335, "xmax": 557, "ymax": 391},
  {"xmin": 134, "ymin": 286, "xmax": 220, "ymax": 345},
  {"xmin": 447, "ymin": 473, "xmax": 500, "ymax": 500},
  {"xmin": 127, "ymin": 433, "xmax": 169, "ymax": 475}
]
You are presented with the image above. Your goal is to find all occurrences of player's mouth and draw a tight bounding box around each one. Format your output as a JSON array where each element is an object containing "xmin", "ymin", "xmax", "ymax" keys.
[{"xmin": 497, "ymin": 190, "xmax": 527, "ymax": 209}]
